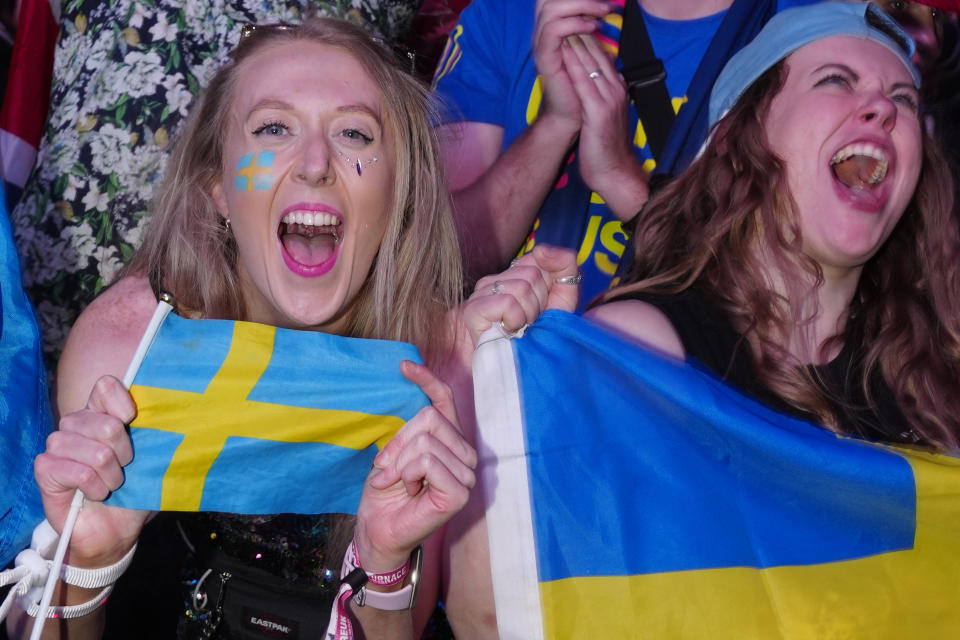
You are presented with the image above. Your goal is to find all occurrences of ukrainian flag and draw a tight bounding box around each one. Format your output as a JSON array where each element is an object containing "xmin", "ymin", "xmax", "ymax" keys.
[
  {"xmin": 106, "ymin": 313, "xmax": 427, "ymax": 515},
  {"xmin": 474, "ymin": 310, "xmax": 960, "ymax": 639}
]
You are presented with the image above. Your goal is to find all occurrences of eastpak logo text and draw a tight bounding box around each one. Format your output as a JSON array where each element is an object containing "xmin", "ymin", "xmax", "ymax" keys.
[
  {"xmin": 241, "ymin": 607, "xmax": 298, "ymax": 638},
  {"xmin": 250, "ymin": 617, "xmax": 290, "ymax": 634}
]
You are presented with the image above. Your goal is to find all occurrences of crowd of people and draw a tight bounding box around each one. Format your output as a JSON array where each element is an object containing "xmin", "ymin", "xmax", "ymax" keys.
[{"xmin": 1, "ymin": 0, "xmax": 960, "ymax": 638}]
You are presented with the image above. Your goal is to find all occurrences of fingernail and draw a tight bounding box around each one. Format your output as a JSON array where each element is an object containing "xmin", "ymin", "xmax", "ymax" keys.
[{"xmin": 374, "ymin": 449, "xmax": 392, "ymax": 468}]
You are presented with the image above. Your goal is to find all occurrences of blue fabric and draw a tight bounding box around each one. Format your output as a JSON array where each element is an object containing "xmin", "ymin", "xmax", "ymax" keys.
[
  {"xmin": 433, "ymin": 0, "xmax": 818, "ymax": 307},
  {"xmin": 0, "ymin": 179, "xmax": 54, "ymax": 568},
  {"xmin": 513, "ymin": 310, "xmax": 915, "ymax": 581},
  {"xmin": 654, "ymin": 0, "xmax": 777, "ymax": 177},
  {"xmin": 107, "ymin": 313, "xmax": 429, "ymax": 514},
  {"xmin": 709, "ymin": 2, "xmax": 919, "ymax": 127}
]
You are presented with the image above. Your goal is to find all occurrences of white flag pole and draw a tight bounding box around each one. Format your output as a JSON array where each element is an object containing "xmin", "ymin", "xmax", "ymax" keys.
[{"xmin": 30, "ymin": 297, "xmax": 174, "ymax": 639}]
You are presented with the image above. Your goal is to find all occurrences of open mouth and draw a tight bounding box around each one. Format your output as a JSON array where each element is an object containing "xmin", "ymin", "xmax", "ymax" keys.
[
  {"xmin": 829, "ymin": 143, "xmax": 889, "ymax": 190},
  {"xmin": 279, "ymin": 211, "xmax": 342, "ymax": 269}
]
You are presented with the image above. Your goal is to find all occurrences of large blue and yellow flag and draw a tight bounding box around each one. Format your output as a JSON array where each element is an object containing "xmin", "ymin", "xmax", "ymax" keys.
[
  {"xmin": 474, "ymin": 310, "xmax": 960, "ymax": 639},
  {"xmin": 106, "ymin": 312, "xmax": 427, "ymax": 514}
]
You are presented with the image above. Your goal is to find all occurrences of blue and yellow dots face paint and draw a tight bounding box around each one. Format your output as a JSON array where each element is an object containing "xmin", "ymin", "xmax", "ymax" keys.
[{"xmin": 235, "ymin": 151, "xmax": 275, "ymax": 191}]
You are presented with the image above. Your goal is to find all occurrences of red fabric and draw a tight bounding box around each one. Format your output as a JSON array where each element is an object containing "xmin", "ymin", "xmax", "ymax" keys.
[
  {"xmin": 0, "ymin": 0, "xmax": 58, "ymax": 146},
  {"xmin": 914, "ymin": 0, "xmax": 960, "ymax": 13},
  {"xmin": 406, "ymin": 0, "xmax": 472, "ymax": 79}
]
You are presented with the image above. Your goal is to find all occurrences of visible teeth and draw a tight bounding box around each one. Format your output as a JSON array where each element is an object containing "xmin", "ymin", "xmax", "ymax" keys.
[
  {"xmin": 281, "ymin": 211, "xmax": 341, "ymax": 227},
  {"xmin": 830, "ymin": 142, "xmax": 888, "ymax": 165},
  {"xmin": 830, "ymin": 142, "xmax": 889, "ymax": 184}
]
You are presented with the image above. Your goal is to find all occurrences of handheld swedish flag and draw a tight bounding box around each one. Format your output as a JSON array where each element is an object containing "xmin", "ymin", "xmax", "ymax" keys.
[
  {"xmin": 476, "ymin": 310, "xmax": 960, "ymax": 640},
  {"xmin": 106, "ymin": 311, "xmax": 427, "ymax": 515}
]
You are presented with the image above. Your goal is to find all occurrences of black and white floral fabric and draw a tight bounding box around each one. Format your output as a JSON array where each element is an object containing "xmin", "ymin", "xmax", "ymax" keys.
[{"xmin": 12, "ymin": 0, "xmax": 421, "ymax": 363}]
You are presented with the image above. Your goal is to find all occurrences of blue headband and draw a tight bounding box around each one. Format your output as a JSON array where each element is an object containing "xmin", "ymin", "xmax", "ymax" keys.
[{"xmin": 708, "ymin": 2, "xmax": 920, "ymax": 127}]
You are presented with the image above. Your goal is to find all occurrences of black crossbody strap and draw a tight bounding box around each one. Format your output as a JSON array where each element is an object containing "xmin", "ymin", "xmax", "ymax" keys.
[{"xmin": 620, "ymin": 0, "xmax": 674, "ymax": 162}]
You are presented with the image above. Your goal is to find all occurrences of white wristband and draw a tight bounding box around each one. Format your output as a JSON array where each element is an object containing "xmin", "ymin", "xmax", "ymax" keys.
[
  {"xmin": 22, "ymin": 586, "xmax": 115, "ymax": 619},
  {"xmin": 10, "ymin": 520, "xmax": 136, "ymax": 619}
]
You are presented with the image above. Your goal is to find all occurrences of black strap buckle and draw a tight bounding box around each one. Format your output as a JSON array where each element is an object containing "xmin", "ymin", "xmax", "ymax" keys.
[{"xmin": 624, "ymin": 59, "xmax": 667, "ymax": 91}]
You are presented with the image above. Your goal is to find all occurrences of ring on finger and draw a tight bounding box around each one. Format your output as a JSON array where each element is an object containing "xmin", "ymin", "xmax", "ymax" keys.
[
  {"xmin": 588, "ymin": 69, "xmax": 602, "ymax": 80},
  {"xmin": 491, "ymin": 280, "xmax": 505, "ymax": 295},
  {"xmin": 555, "ymin": 273, "xmax": 583, "ymax": 285},
  {"xmin": 499, "ymin": 320, "xmax": 527, "ymax": 339}
]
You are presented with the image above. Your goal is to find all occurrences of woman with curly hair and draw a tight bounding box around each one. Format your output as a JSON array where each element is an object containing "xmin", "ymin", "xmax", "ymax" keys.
[{"xmin": 592, "ymin": 2, "xmax": 960, "ymax": 451}]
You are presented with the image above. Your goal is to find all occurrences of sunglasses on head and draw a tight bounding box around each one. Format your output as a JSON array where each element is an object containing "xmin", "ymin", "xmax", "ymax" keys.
[{"xmin": 238, "ymin": 22, "xmax": 417, "ymax": 74}]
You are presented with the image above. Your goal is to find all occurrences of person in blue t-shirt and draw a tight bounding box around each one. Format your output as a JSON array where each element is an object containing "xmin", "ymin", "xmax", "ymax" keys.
[{"xmin": 433, "ymin": 0, "xmax": 816, "ymax": 310}]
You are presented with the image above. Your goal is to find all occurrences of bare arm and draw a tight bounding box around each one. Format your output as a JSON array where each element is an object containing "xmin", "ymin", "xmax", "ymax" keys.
[
  {"xmin": 441, "ymin": 246, "xmax": 579, "ymax": 639},
  {"xmin": 350, "ymin": 359, "xmax": 477, "ymax": 639},
  {"xmin": 439, "ymin": 0, "xmax": 615, "ymax": 283},
  {"xmin": 563, "ymin": 34, "xmax": 651, "ymax": 220},
  {"xmin": 585, "ymin": 299, "xmax": 685, "ymax": 359},
  {"xmin": 440, "ymin": 117, "xmax": 579, "ymax": 282},
  {"xmin": 7, "ymin": 277, "xmax": 157, "ymax": 639}
]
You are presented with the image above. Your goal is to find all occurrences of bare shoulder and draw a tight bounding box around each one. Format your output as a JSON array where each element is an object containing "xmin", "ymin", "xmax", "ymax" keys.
[
  {"xmin": 585, "ymin": 299, "xmax": 686, "ymax": 360},
  {"xmin": 57, "ymin": 276, "xmax": 160, "ymax": 414}
]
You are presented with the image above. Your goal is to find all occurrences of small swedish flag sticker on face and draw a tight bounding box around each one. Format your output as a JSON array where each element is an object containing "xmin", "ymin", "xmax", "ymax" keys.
[{"xmin": 235, "ymin": 152, "xmax": 275, "ymax": 191}]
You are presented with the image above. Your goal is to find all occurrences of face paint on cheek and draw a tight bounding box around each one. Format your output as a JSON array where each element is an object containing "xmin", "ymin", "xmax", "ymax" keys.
[
  {"xmin": 234, "ymin": 151, "xmax": 275, "ymax": 191},
  {"xmin": 336, "ymin": 150, "xmax": 378, "ymax": 177}
]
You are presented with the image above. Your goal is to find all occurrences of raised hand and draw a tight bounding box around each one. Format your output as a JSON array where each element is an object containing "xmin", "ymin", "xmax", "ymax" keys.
[
  {"xmin": 352, "ymin": 361, "xmax": 478, "ymax": 573},
  {"xmin": 533, "ymin": 0, "xmax": 612, "ymax": 130},
  {"xmin": 462, "ymin": 244, "xmax": 580, "ymax": 346},
  {"xmin": 563, "ymin": 32, "xmax": 651, "ymax": 220},
  {"xmin": 34, "ymin": 375, "xmax": 149, "ymax": 567}
]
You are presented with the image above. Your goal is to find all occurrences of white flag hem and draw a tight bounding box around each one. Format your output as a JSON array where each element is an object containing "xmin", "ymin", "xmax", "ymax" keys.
[{"xmin": 473, "ymin": 327, "xmax": 544, "ymax": 640}]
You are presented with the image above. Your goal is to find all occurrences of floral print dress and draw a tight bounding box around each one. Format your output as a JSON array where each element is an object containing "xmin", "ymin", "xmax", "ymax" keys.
[{"xmin": 12, "ymin": 0, "xmax": 422, "ymax": 364}]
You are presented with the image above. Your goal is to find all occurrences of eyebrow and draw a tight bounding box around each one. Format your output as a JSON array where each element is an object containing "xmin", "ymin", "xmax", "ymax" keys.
[
  {"xmin": 812, "ymin": 63, "xmax": 918, "ymax": 96},
  {"xmin": 812, "ymin": 63, "xmax": 859, "ymax": 81},
  {"xmin": 337, "ymin": 104, "xmax": 383, "ymax": 125},
  {"xmin": 247, "ymin": 100, "xmax": 383, "ymax": 126},
  {"xmin": 249, "ymin": 99, "xmax": 295, "ymax": 113}
]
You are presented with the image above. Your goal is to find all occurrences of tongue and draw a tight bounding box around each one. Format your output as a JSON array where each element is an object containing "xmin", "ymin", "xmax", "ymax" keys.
[
  {"xmin": 282, "ymin": 232, "xmax": 337, "ymax": 267},
  {"xmin": 832, "ymin": 155, "xmax": 881, "ymax": 189}
]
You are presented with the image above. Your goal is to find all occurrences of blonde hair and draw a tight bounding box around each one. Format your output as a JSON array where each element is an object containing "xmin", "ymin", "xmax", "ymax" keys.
[
  {"xmin": 126, "ymin": 18, "xmax": 462, "ymax": 361},
  {"xmin": 605, "ymin": 62, "xmax": 960, "ymax": 451}
]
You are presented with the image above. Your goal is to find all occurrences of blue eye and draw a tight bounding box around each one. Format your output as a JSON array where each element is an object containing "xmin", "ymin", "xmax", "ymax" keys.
[
  {"xmin": 341, "ymin": 128, "xmax": 373, "ymax": 144},
  {"xmin": 892, "ymin": 92, "xmax": 919, "ymax": 113},
  {"xmin": 252, "ymin": 121, "xmax": 288, "ymax": 136}
]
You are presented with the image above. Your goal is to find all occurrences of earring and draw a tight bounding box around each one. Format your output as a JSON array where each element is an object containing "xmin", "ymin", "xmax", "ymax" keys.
[
  {"xmin": 337, "ymin": 150, "xmax": 378, "ymax": 176},
  {"xmin": 224, "ymin": 217, "xmax": 232, "ymax": 232}
]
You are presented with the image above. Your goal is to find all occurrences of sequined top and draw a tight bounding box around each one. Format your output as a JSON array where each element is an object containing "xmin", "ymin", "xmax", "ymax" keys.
[{"xmin": 182, "ymin": 512, "xmax": 349, "ymax": 590}]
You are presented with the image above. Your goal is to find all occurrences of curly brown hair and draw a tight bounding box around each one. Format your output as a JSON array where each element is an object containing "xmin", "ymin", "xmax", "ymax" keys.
[{"xmin": 603, "ymin": 62, "xmax": 960, "ymax": 451}]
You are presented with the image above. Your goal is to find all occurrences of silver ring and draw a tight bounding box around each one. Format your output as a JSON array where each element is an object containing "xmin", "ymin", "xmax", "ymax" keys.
[
  {"xmin": 588, "ymin": 70, "xmax": 602, "ymax": 80},
  {"xmin": 491, "ymin": 280, "xmax": 504, "ymax": 295},
  {"xmin": 555, "ymin": 273, "xmax": 583, "ymax": 285}
]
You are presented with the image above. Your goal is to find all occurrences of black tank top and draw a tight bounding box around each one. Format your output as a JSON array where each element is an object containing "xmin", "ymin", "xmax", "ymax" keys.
[{"xmin": 607, "ymin": 289, "xmax": 921, "ymax": 446}]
